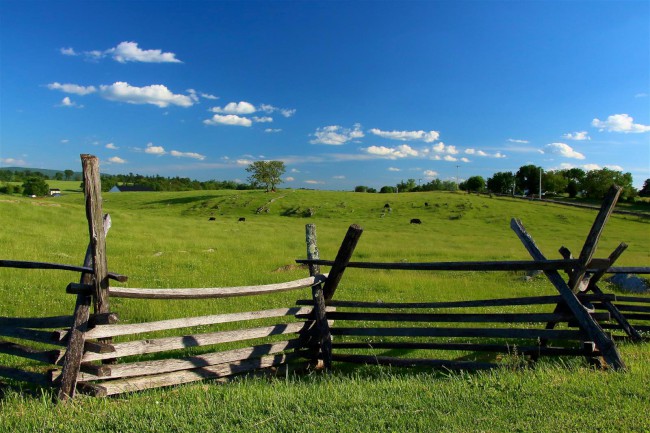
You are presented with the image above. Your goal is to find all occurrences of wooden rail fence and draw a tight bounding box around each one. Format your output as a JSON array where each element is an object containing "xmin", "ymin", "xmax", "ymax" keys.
[{"xmin": 1, "ymin": 155, "xmax": 648, "ymax": 401}]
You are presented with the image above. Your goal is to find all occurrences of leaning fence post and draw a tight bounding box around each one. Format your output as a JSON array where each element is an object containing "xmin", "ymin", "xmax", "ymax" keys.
[
  {"xmin": 322, "ymin": 224, "xmax": 363, "ymax": 301},
  {"xmin": 305, "ymin": 224, "xmax": 332, "ymax": 370}
]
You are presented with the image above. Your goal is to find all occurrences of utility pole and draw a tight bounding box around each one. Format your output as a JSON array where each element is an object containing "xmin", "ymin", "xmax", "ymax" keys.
[
  {"xmin": 539, "ymin": 167, "xmax": 543, "ymax": 200},
  {"xmin": 456, "ymin": 165, "xmax": 460, "ymax": 190}
]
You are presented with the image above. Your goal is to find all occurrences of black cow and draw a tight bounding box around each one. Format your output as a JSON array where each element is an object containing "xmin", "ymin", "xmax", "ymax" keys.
[
  {"xmin": 384, "ymin": 203, "xmax": 391, "ymax": 208},
  {"xmin": 208, "ymin": 217, "xmax": 216, "ymax": 221},
  {"xmin": 410, "ymin": 218, "xmax": 422, "ymax": 224},
  {"xmin": 424, "ymin": 202, "xmax": 429, "ymax": 207},
  {"xmin": 238, "ymin": 217, "xmax": 246, "ymax": 222}
]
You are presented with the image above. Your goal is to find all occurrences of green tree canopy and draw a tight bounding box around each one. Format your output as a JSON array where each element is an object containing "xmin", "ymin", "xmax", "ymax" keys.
[
  {"xmin": 22, "ymin": 177, "xmax": 49, "ymax": 196},
  {"xmin": 639, "ymin": 179, "xmax": 650, "ymax": 197},
  {"xmin": 582, "ymin": 168, "xmax": 636, "ymax": 200},
  {"xmin": 246, "ymin": 161, "xmax": 286, "ymax": 192},
  {"xmin": 464, "ymin": 175, "xmax": 486, "ymax": 192},
  {"xmin": 515, "ymin": 164, "xmax": 542, "ymax": 195},
  {"xmin": 487, "ymin": 171, "xmax": 515, "ymax": 194},
  {"xmin": 542, "ymin": 170, "xmax": 568, "ymax": 194}
]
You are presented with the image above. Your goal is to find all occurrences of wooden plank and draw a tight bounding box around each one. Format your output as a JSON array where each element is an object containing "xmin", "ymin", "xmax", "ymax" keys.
[
  {"xmin": 107, "ymin": 275, "xmax": 326, "ymax": 299},
  {"xmin": 322, "ymin": 224, "xmax": 363, "ymax": 301},
  {"xmin": 82, "ymin": 321, "xmax": 312, "ymax": 362},
  {"xmin": 83, "ymin": 341, "xmax": 116, "ymax": 354},
  {"xmin": 330, "ymin": 353, "xmax": 498, "ymax": 370},
  {"xmin": 89, "ymin": 312, "xmax": 119, "ymax": 326},
  {"xmin": 330, "ymin": 327, "xmax": 586, "ymax": 340},
  {"xmin": 331, "ymin": 341, "xmax": 597, "ymax": 357},
  {"xmin": 325, "ymin": 311, "xmax": 610, "ymax": 323},
  {"xmin": 305, "ymin": 224, "xmax": 332, "ymax": 370},
  {"xmin": 56, "ymin": 340, "xmax": 302, "ymax": 381},
  {"xmin": 615, "ymin": 295, "xmax": 650, "ymax": 304},
  {"xmin": 0, "ymin": 341, "xmax": 62, "ymax": 364},
  {"xmin": 0, "ymin": 260, "xmax": 127, "ymax": 282},
  {"xmin": 596, "ymin": 303, "xmax": 650, "ymax": 313},
  {"xmin": 604, "ymin": 267, "xmax": 650, "ymax": 274},
  {"xmin": 510, "ymin": 218, "xmax": 625, "ymax": 370},
  {"xmin": 295, "ymin": 294, "xmax": 616, "ymax": 309},
  {"xmin": 58, "ymin": 210, "xmax": 112, "ymax": 401},
  {"xmin": 83, "ymin": 307, "xmax": 316, "ymax": 339},
  {"xmin": 81, "ymin": 352, "xmax": 302, "ymax": 396},
  {"xmin": 0, "ymin": 316, "xmax": 73, "ymax": 329}
]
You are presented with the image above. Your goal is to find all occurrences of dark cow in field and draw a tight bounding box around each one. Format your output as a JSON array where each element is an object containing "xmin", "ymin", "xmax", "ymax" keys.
[
  {"xmin": 238, "ymin": 217, "xmax": 246, "ymax": 222},
  {"xmin": 410, "ymin": 218, "xmax": 422, "ymax": 224},
  {"xmin": 424, "ymin": 202, "xmax": 429, "ymax": 207},
  {"xmin": 384, "ymin": 203, "xmax": 391, "ymax": 208},
  {"xmin": 208, "ymin": 217, "xmax": 216, "ymax": 221}
]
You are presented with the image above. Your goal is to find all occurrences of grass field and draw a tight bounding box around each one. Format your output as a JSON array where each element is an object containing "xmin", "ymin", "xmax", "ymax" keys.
[{"xmin": 1, "ymin": 186, "xmax": 649, "ymax": 432}]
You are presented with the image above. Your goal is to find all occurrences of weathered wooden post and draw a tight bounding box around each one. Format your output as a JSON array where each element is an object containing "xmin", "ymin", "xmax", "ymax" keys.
[
  {"xmin": 322, "ymin": 224, "xmax": 363, "ymax": 301},
  {"xmin": 305, "ymin": 224, "xmax": 332, "ymax": 369}
]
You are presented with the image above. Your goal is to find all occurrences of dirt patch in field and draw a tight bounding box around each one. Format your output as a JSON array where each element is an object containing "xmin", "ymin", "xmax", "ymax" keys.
[
  {"xmin": 272, "ymin": 263, "xmax": 308, "ymax": 273},
  {"xmin": 0, "ymin": 199, "xmax": 19, "ymax": 203},
  {"xmin": 31, "ymin": 201, "xmax": 61, "ymax": 207}
]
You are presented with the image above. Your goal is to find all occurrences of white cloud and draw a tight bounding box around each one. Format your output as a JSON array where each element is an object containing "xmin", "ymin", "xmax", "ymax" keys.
[
  {"xmin": 0, "ymin": 157, "xmax": 26, "ymax": 165},
  {"xmin": 211, "ymin": 101, "xmax": 256, "ymax": 114},
  {"xmin": 284, "ymin": 176, "xmax": 295, "ymax": 182},
  {"xmin": 60, "ymin": 47, "xmax": 77, "ymax": 56},
  {"xmin": 60, "ymin": 97, "xmax": 75, "ymax": 107},
  {"xmin": 259, "ymin": 104, "xmax": 296, "ymax": 118},
  {"xmin": 99, "ymin": 82, "xmax": 194, "ymax": 108},
  {"xmin": 423, "ymin": 170, "xmax": 438, "ymax": 178},
  {"xmin": 305, "ymin": 180, "xmax": 324, "ymax": 185},
  {"xmin": 310, "ymin": 123, "xmax": 364, "ymax": 145},
  {"xmin": 47, "ymin": 82, "xmax": 96, "ymax": 95},
  {"xmin": 280, "ymin": 108, "xmax": 296, "ymax": 118},
  {"xmin": 464, "ymin": 148, "xmax": 506, "ymax": 158},
  {"xmin": 544, "ymin": 142, "xmax": 585, "ymax": 159},
  {"xmin": 562, "ymin": 131, "xmax": 590, "ymax": 141},
  {"xmin": 236, "ymin": 159, "xmax": 253, "ymax": 166},
  {"xmin": 592, "ymin": 113, "xmax": 650, "ymax": 133},
  {"xmin": 333, "ymin": 175, "xmax": 345, "ymax": 179},
  {"xmin": 61, "ymin": 139, "xmax": 69, "ymax": 144},
  {"xmin": 107, "ymin": 156, "xmax": 126, "ymax": 164},
  {"xmin": 265, "ymin": 128, "xmax": 282, "ymax": 133},
  {"xmin": 460, "ymin": 157, "xmax": 470, "ymax": 163},
  {"xmin": 364, "ymin": 144, "xmax": 419, "ymax": 159},
  {"xmin": 369, "ymin": 128, "xmax": 439, "ymax": 143},
  {"xmin": 635, "ymin": 93, "xmax": 648, "ymax": 98},
  {"xmin": 508, "ymin": 138, "xmax": 529, "ymax": 144},
  {"xmin": 106, "ymin": 143, "xmax": 118, "ymax": 150},
  {"xmin": 431, "ymin": 142, "xmax": 458, "ymax": 155},
  {"xmin": 201, "ymin": 92, "xmax": 218, "ymax": 100},
  {"xmin": 204, "ymin": 114, "xmax": 252, "ymax": 127},
  {"xmin": 106, "ymin": 41, "xmax": 181, "ymax": 63},
  {"xmin": 253, "ymin": 116, "xmax": 273, "ymax": 123},
  {"xmin": 388, "ymin": 167, "xmax": 401, "ymax": 172},
  {"xmin": 170, "ymin": 150, "xmax": 206, "ymax": 160},
  {"xmin": 145, "ymin": 143, "xmax": 166, "ymax": 155},
  {"xmin": 443, "ymin": 155, "xmax": 458, "ymax": 162}
]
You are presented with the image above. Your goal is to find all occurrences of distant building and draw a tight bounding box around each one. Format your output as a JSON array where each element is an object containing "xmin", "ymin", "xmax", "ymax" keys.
[
  {"xmin": 49, "ymin": 188, "xmax": 61, "ymax": 196},
  {"xmin": 108, "ymin": 185, "xmax": 155, "ymax": 193}
]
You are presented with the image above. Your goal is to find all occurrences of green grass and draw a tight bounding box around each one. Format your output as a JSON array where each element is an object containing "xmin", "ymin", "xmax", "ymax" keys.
[{"xmin": 1, "ymin": 189, "xmax": 649, "ymax": 432}]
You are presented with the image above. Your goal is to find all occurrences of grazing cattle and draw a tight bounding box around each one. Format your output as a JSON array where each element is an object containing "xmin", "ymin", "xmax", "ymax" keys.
[
  {"xmin": 410, "ymin": 218, "xmax": 422, "ymax": 224},
  {"xmin": 424, "ymin": 202, "xmax": 429, "ymax": 207},
  {"xmin": 384, "ymin": 203, "xmax": 391, "ymax": 208},
  {"xmin": 238, "ymin": 217, "xmax": 246, "ymax": 222},
  {"xmin": 208, "ymin": 217, "xmax": 216, "ymax": 221}
]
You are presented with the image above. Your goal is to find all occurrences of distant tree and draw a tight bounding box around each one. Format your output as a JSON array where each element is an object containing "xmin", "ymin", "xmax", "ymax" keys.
[
  {"xmin": 639, "ymin": 179, "xmax": 650, "ymax": 197},
  {"xmin": 582, "ymin": 168, "xmax": 636, "ymax": 200},
  {"xmin": 64, "ymin": 169, "xmax": 74, "ymax": 181},
  {"xmin": 487, "ymin": 171, "xmax": 515, "ymax": 194},
  {"xmin": 396, "ymin": 179, "xmax": 417, "ymax": 193},
  {"xmin": 22, "ymin": 177, "xmax": 49, "ymax": 196},
  {"xmin": 464, "ymin": 176, "xmax": 486, "ymax": 192},
  {"xmin": 379, "ymin": 186, "xmax": 396, "ymax": 193},
  {"xmin": 246, "ymin": 161, "xmax": 286, "ymax": 192},
  {"xmin": 515, "ymin": 164, "xmax": 542, "ymax": 195},
  {"xmin": 542, "ymin": 170, "xmax": 568, "ymax": 195},
  {"xmin": 354, "ymin": 185, "xmax": 368, "ymax": 192},
  {"xmin": 54, "ymin": 172, "xmax": 63, "ymax": 181},
  {"xmin": 567, "ymin": 180, "xmax": 580, "ymax": 198},
  {"xmin": 367, "ymin": 187, "xmax": 377, "ymax": 193}
]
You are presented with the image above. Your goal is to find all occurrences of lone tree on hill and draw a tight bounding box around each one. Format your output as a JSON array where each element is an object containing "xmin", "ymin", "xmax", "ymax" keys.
[{"xmin": 246, "ymin": 160, "xmax": 286, "ymax": 192}]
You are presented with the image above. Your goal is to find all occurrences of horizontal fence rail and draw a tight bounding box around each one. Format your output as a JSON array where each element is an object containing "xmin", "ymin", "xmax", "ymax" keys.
[{"xmin": 0, "ymin": 260, "xmax": 128, "ymax": 282}]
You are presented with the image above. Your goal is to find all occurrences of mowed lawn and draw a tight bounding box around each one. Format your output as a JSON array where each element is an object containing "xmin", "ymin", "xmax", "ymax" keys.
[{"xmin": 1, "ymin": 188, "xmax": 649, "ymax": 432}]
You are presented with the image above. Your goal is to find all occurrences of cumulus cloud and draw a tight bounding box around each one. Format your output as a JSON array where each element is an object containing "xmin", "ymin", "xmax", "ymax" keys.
[
  {"xmin": 369, "ymin": 128, "xmax": 440, "ymax": 143},
  {"xmin": 460, "ymin": 157, "xmax": 470, "ymax": 163},
  {"xmin": 364, "ymin": 144, "xmax": 419, "ymax": 159},
  {"xmin": 284, "ymin": 176, "xmax": 295, "ymax": 182},
  {"xmin": 305, "ymin": 180, "xmax": 325, "ymax": 185},
  {"xmin": 443, "ymin": 155, "xmax": 458, "ymax": 162},
  {"xmin": 310, "ymin": 123, "xmax": 364, "ymax": 145},
  {"xmin": 265, "ymin": 128, "xmax": 282, "ymax": 133},
  {"xmin": 170, "ymin": 150, "xmax": 206, "ymax": 160},
  {"xmin": 544, "ymin": 142, "xmax": 585, "ymax": 159},
  {"xmin": 280, "ymin": 108, "xmax": 296, "ymax": 118},
  {"xmin": 145, "ymin": 143, "xmax": 166, "ymax": 155},
  {"xmin": 431, "ymin": 142, "xmax": 458, "ymax": 155},
  {"xmin": 464, "ymin": 148, "xmax": 506, "ymax": 158},
  {"xmin": 106, "ymin": 143, "xmax": 118, "ymax": 150},
  {"xmin": 0, "ymin": 157, "xmax": 26, "ymax": 165},
  {"xmin": 47, "ymin": 82, "xmax": 96, "ymax": 95},
  {"xmin": 562, "ymin": 131, "xmax": 590, "ymax": 141},
  {"xmin": 253, "ymin": 116, "xmax": 273, "ymax": 123},
  {"xmin": 259, "ymin": 104, "xmax": 296, "ymax": 117},
  {"xmin": 204, "ymin": 114, "xmax": 252, "ymax": 127},
  {"xmin": 107, "ymin": 156, "xmax": 126, "ymax": 164},
  {"xmin": 102, "ymin": 41, "xmax": 181, "ymax": 63},
  {"xmin": 236, "ymin": 159, "xmax": 253, "ymax": 166},
  {"xmin": 60, "ymin": 47, "xmax": 77, "ymax": 56},
  {"xmin": 508, "ymin": 138, "xmax": 529, "ymax": 143},
  {"xmin": 211, "ymin": 101, "xmax": 256, "ymax": 114},
  {"xmin": 99, "ymin": 82, "xmax": 194, "ymax": 107},
  {"xmin": 201, "ymin": 92, "xmax": 218, "ymax": 100},
  {"xmin": 592, "ymin": 113, "xmax": 650, "ymax": 133},
  {"xmin": 423, "ymin": 170, "xmax": 438, "ymax": 178},
  {"xmin": 59, "ymin": 97, "xmax": 79, "ymax": 107},
  {"xmin": 388, "ymin": 167, "xmax": 401, "ymax": 172}
]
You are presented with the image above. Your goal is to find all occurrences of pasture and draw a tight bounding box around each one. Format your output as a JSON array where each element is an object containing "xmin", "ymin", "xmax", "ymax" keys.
[{"xmin": 1, "ymin": 186, "xmax": 649, "ymax": 432}]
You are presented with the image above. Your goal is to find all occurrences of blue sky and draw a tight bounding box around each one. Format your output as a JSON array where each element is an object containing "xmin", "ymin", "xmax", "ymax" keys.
[{"xmin": 1, "ymin": 1, "xmax": 648, "ymax": 189}]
